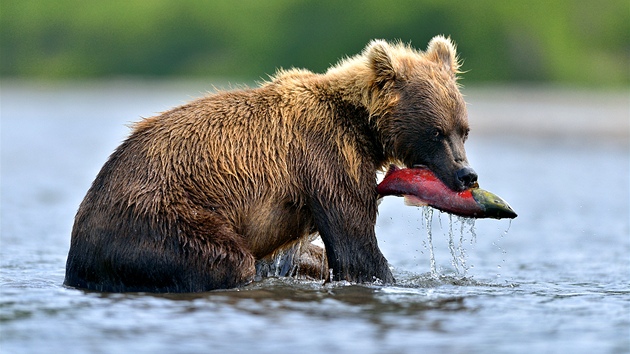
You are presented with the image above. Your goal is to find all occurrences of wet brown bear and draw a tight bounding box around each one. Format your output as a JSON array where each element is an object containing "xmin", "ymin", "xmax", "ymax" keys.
[{"xmin": 64, "ymin": 36, "xmax": 477, "ymax": 293}]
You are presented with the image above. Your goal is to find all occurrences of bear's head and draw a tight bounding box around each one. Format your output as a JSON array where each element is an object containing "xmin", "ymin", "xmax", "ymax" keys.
[{"xmin": 365, "ymin": 36, "xmax": 477, "ymax": 192}]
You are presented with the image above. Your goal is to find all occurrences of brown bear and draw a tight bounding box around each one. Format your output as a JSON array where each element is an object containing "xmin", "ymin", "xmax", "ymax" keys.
[{"xmin": 64, "ymin": 35, "xmax": 477, "ymax": 293}]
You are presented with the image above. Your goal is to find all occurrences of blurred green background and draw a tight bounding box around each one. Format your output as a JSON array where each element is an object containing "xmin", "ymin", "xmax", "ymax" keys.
[{"xmin": 1, "ymin": 0, "xmax": 628, "ymax": 86}]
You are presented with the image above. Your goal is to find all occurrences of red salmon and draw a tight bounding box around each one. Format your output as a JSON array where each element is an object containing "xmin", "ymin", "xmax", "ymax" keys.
[{"xmin": 377, "ymin": 165, "xmax": 517, "ymax": 219}]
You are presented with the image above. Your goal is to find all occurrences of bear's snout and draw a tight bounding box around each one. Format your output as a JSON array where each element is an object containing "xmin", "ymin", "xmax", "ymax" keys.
[{"xmin": 455, "ymin": 166, "xmax": 478, "ymax": 190}]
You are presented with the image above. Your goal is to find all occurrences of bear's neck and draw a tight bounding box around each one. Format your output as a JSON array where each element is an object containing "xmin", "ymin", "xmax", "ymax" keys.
[
  {"xmin": 323, "ymin": 62, "xmax": 375, "ymax": 112},
  {"xmin": 271, "ymin": 65, "xmax": 392, "ymax": 169},
  {"xmin": 315, "ymin": 70, "xmax": 390, "ymax": 169}
]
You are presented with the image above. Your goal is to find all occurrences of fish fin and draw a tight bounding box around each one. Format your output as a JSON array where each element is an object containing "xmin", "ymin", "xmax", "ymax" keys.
[{"xmin": 404, "ymin": 195, "xmax": 428, "ymax": 207}]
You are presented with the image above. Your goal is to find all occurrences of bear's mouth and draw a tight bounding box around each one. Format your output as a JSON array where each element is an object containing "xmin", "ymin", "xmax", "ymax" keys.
[{"xmin": 412, "ymin": 164, "xmax": 465, "ymax": 192}]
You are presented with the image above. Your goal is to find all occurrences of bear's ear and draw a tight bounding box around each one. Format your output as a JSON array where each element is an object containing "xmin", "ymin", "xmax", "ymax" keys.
[
  {"xmin": 426, "ymin": 35, "xmax": 460, "ymax": 75},
  {"xmin": 366, "ymin": 39, "xmax": 397, "ymax": 88}
]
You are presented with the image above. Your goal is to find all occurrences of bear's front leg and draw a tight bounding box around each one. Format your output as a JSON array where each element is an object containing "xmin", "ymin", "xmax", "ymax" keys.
[{"xmin": 309, "ymin": 190, "xmax": 394, "ymax": 284}]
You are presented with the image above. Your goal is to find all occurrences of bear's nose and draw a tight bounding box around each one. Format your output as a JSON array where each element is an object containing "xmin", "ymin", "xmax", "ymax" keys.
[{"xmin": 456, "ymin": 166, "xmax": 478, "ymax": 189}]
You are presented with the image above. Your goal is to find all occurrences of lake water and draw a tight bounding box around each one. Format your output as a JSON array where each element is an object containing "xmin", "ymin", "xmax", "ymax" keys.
[{"xmin": 1, "ymin": 81, "xmax": 629, "ymax": 354}]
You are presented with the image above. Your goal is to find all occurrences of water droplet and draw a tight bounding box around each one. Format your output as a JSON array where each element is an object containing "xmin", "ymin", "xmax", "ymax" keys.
[
  {"xmin": 447, "ymin": 214, "xmax": 461, "ymax": 275},
  {"xmin": 421, "ymin": 207, "xmax": 438, "ymax": 277}
]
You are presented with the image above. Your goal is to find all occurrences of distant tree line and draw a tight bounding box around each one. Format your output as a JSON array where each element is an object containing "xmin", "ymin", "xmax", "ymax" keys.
[{"xmin": 1, "ymin": 0, "xmax": 628, "ymax": 86}]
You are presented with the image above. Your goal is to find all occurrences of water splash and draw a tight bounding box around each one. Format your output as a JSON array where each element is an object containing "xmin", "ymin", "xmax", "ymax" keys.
[
  {"xmin": 446, "ymin": 215, "xmax": 481, "ymax": 276},
  {"xmin": 274, "ymin": 249, "xmax": 284, "ymax": 277},
  {"xmin": 421, "ymin": 206, "xmax": 438, "ymax": 278},
  {"xmin": 494, "ymin": 219, "xmax": 512, "ymax": 279},
  {"xmin": 253, "ymin": 234, "xmax": 332, "ymax": 282},
  {"xmin": 418, "ymin": 209, "xmax": 481, "ymax": 278},
  {"xmin": 447, "ymin": 214, "xmax": 460, "ymax": 274},
  {"xmin": 459, "ymin": 217, "xmax": 477, "ymax": 275},
  {"xmin": 467, "ymin": 217, "xmax": 477, "ymax": 245},
  {"xmin": 320, "ymin": 248, "xmax": 328, "ymax": 280},
  {"xmin": 456, "ymin": 216, "xmax": 470, "ymax": 275}
]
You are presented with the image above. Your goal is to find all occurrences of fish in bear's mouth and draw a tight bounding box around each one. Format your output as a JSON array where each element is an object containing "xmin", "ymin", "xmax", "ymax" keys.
[{"xmin": 377, "ymin": 165, "xmax": 517, "ymax": 219}]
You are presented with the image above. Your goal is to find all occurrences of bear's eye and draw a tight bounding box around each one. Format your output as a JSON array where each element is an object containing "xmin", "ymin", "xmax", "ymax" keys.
[{"xmin": 431, "ymin": 129, "xmax": 443, "ymax": 141}]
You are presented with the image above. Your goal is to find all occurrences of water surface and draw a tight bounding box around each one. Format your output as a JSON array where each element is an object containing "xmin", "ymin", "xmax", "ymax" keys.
[{"xmin": 1, "ymin": 82, "xmax": 628, "ymax": 353}]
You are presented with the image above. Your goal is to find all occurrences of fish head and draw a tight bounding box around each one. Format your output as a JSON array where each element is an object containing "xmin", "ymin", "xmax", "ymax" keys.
[{"xmin": 470, "ymin": 188, "xmax": 518, "ymax": 219}]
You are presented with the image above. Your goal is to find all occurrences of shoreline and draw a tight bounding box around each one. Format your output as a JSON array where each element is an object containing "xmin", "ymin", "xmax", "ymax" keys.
[
  {"xmin": 462, "ymin": 86, "xmax": 629, "ymax": 143},
  {"xmin": 2, "ymin": 79, "xmax": 628, "ymax": 143}
]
